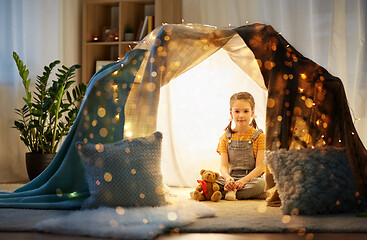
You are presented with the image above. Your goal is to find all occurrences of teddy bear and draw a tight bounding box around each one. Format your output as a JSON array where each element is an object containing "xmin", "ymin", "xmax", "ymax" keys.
[{"xmin": 190, "ymin": 169, "xmax": 222, "ymax": 202}]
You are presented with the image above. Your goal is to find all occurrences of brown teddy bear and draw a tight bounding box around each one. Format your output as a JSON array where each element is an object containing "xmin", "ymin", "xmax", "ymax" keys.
[{"xmin": 190, "ymin": 169, "xmax": 222, "ymax": 202}]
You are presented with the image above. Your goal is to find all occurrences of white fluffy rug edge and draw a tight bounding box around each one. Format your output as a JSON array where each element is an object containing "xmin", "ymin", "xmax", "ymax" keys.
[{"xmin": 35, "ymin": 199, "xmax": 215, "ymax": 240}]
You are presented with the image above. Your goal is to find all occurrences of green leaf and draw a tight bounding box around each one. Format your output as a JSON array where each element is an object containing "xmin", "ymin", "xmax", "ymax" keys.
[
  {"xmin": 72, "ymin": 89, "xmax": 77, "ymax": 100},
  {"xmin": 14, "ymin": 121, "xmax": 25, "ymax": 129},
  {"xmin": 58, "ymin": 69, "xmax": 67, "ymax": 75},
  {"xmin": 23, "ymin": 97, "xmax": 30, "ymax": 105},
  {"xmin": 66, "ymin": 91, "xmax": 72, "ymax": 103},
  {"xmin": 64, "ymin": 81, "xmax": 73, "ymax": 90},
  {"xmin": 22, "ymin": 70, "xmax": 29, "ymax": 82}
]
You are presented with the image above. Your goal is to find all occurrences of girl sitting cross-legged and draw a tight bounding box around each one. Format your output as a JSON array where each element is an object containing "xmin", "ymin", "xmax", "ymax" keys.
[{"xmin": 216, "ymin": 92, "xmax": 266, "ymax": 200}]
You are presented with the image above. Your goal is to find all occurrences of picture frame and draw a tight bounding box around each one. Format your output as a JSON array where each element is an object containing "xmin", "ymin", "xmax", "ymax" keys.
[{"xmin": 96, "ymin": 60, "xmax": 115, "ymax": 72}]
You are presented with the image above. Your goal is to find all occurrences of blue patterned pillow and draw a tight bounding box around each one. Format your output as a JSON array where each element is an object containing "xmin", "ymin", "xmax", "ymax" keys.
[
  {"xmin": 265, "ymin": 147, "xmax": 365, "ymax": 215},
  {"xmin": 76, "ymin": 131, "xmax": 166, "ymax": 209}
]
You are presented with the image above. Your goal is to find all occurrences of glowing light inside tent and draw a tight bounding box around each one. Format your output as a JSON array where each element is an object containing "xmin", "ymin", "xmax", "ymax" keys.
[
  {"xmin": 99, "ymin": 128, "xmax": 108, "ymax": 137},
  {"xmin": 69, "ymin": 192, "xmax": 77, "ymax": 197},
  {"xmin": 157, "ymin": 48, "xmax": 267, "ymax": 186},
  {"xmin": 282, "ymin": 215, "xmax": 291, "ymax": 223},
  {"xmin": 104, "ymin": 172, "xmax": 112, "ymax": 182},
  {"xmin": 298, "ymin": 228, "xmax": 306, "ymax": 236},
  {"xmin": 116, "ymin": 206, "xmax": 125, "ymax": 215},
  {"xmin": 97, "ymin": 107, "xmax": 106, "ymax": 118},
  {"xmin": 167, "ymin": 212, "xmax": 178, "ymax": 221},
  {"xmin": 56, "ymin": 188, "xmax": 63, "ymax": 197},
  {"xmin": 306, "ymin": 233, "xmax": 314, "ymax": 240}
]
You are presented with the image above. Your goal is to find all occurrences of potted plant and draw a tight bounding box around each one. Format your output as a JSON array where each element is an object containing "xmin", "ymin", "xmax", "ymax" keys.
[
  {"xmin": 124, "ymin": 25, "xmax": 135, "ymax": 41},
  {"xmin": 12, "ymin": 51, "xmax": 87, "ymax": 180}
]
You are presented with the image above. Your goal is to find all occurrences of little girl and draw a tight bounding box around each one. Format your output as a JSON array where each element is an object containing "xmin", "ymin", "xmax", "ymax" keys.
[{"xmin": 216, "ymin": 92, "xmax": 266, "ymax": 200}]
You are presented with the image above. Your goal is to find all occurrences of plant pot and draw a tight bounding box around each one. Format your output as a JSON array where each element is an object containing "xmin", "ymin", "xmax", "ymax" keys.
[
  {"xmin": 125, "ymin": 33, "xmax": 135, "ymax": 41},
  {"xmin": 26, "ymin": 152, "xmax": 56, "ymax": 180}
]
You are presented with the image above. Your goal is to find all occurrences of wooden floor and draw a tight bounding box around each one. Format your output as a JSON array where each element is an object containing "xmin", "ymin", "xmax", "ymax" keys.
[{"xmin": 0, "ymin": 232, "xmax": 366, "ymax": 240}]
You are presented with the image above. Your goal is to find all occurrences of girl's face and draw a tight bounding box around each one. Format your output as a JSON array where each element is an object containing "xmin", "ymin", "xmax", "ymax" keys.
[{"xmin": 230, "ymin": 99, "xmax": 254, "ymax": 129}]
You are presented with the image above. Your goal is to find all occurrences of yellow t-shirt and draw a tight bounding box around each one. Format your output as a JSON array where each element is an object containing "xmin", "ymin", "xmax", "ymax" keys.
[{"xmin": 217, "ymin": 128, "xmax": 265, "ymax": 159}]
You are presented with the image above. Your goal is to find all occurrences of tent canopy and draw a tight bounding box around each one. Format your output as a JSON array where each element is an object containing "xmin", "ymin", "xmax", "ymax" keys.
[{"xmin": 0, "ymin": 23, "xmax": 365, "ymax": 209}]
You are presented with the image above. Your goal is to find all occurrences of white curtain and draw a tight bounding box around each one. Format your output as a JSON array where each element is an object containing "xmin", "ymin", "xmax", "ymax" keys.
[
  {"xmin": 160, "ymin": 0, "xmax": 367, "ymax": 186},
  {"xmin": 0, "ymin": 0, "xmax": 81, "ymax": 182}
]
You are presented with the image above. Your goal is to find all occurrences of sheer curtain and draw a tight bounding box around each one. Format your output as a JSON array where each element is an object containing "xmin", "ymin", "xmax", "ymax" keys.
[
  {"xmin": 0, "ymin": 0, "xmax": 81, "ymax": 182},
  {"xmin": 159, "ymin": 0, "xmax": 366, "ymax": 186}
]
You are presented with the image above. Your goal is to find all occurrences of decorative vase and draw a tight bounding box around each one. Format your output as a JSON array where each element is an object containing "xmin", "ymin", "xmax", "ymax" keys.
[{"xmin": 26, "ymin": 152, "xmax": 56, "ymax": 180}]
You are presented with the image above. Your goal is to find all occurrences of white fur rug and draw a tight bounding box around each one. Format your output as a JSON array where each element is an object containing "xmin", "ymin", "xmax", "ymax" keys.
[
  {"xmin": 0, "ymin": 185, "xmax": 215, "ymax": 239},
  {"xmin": 35, "ymin": 199, "xmax": 215, "ymax": 239}
]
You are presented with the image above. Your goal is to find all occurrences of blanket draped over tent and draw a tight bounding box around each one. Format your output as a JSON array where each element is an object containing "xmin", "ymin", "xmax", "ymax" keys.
[
  {"xmin": 234, "ymin": 24, "xmax": 367, "ymax": 199},
  {"xmin": 0, "ymin": 23, "xmax": 366, "ymax": 209}
]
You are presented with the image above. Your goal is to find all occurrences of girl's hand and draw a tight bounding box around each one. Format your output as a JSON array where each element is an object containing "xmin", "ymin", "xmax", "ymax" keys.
[
  {"xmin": 224, "ymin": 177, "xmax": 235, "ymax": 191},
  {"xmin": 234, "ymin": 178, "xmax": 248, "ymax": 190}
]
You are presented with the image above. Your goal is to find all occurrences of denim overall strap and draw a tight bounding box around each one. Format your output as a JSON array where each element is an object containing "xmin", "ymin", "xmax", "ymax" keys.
[{"xmin": 252, "ymin": 129, "xmax": 263, "ymax": 141}]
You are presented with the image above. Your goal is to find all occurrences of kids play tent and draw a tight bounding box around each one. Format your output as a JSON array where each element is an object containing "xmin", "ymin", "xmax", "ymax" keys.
[{"xmin": 0, "ymin": 23, "xmax": 366, "ymax": 209}]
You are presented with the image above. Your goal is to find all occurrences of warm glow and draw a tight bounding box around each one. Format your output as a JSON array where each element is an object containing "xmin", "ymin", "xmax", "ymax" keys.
[
  {"xmin": 104, "ymin": 172, "xmax": 112, "ymax": 182},
  {"xmin": 282, "ymin": 215, "xmax": 291, "ymax": 223},
  {"xmin": 116, "ymin": 206, "xmax": 125, "ymax": 215},
  {"xmin": 157, "ymin": 48, "xmax": 267, "ymax": 186},
  {"xmin": 97, "ymin": 107, "xmax": 106, "ymax": 118}
]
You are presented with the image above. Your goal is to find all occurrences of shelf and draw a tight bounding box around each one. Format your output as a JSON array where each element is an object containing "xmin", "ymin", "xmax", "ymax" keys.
[
  {"xmin": 82, "ymin": 0, "xmax": 182, "ymax": 84},
  {"xmin": 86, "ymin": 41, "xmax": 139, "ymax": 45}
]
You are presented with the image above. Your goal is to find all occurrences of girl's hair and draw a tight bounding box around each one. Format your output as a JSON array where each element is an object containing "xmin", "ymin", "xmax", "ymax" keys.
[{"xmin": 225, "ymin": 92, "xmax": 258, "ymax": 133}]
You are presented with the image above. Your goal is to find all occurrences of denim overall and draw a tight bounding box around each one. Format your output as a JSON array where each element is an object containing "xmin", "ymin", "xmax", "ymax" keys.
[{"xmin": 217, "ymin": 129, "xmax": 265, "ymax": 199}]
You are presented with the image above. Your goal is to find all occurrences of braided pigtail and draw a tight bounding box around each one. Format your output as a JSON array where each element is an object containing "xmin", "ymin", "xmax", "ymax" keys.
[
  {"xmin": 225, "ymin": 119, "xmax": 234, "ymax": 133},
  {"xmin": 251, "ymin": 118, "xmax": 258, "ymax": 129}
]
